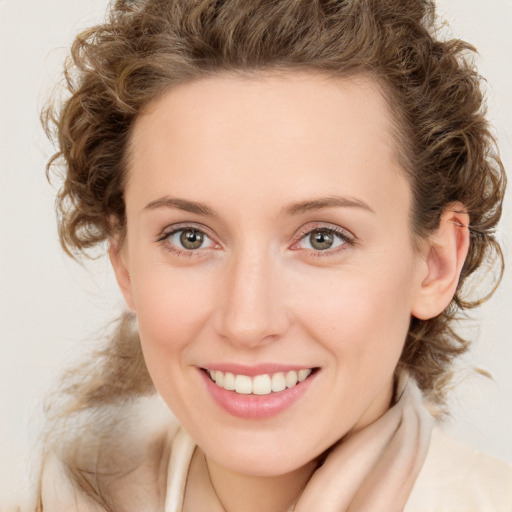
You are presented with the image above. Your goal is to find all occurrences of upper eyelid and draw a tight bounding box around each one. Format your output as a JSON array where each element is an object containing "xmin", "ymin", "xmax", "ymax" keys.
[
  {"xmin": 157, "ymin": 222, "xmax": 217, "ymax": 241},
  {"xmin": 293, "ymin": 222, "xmax": 355, "ymax": 241}
]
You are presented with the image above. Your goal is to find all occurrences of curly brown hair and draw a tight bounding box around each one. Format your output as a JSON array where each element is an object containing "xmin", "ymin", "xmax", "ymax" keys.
[{"xmin": 40, "ymin": 0, "xmax": 505, "ymax": 508}]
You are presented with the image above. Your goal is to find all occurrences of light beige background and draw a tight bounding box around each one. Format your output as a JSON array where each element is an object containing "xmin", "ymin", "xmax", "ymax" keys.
[{"xmin": 1, "ymin": 0, "xmax": 511, "ymax": 507}]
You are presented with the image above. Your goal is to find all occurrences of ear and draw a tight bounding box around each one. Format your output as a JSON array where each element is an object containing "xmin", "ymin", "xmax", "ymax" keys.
[
  {"xmin": 109, "ymin": 237, "xmax": 136, "ymax": 312},
  {"xmin": 411, "ymin": 203, "xmax": 470, "ymax": 320}
]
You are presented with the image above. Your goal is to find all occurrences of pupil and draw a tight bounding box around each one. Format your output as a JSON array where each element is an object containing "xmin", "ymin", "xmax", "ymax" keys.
[
  {"xmin": 180, "ymin": 229, "xmax": 203, "ymax": 249},
  {"xmin": 310, "ymin": 231, "xmax": 333, "ymax": 250}
]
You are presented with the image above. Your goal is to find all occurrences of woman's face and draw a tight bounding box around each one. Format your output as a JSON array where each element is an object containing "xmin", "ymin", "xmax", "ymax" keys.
[{"xmin": 114, "ymin": 72, "xmax": 428, "ymax": 476}]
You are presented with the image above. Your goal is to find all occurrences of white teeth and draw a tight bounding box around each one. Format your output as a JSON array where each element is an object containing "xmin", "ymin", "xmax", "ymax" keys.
[
  {"xmin": 285, "ymin": 371, "xmax": 298, "ymax": 388},
  {"xmin": 235, "ymin": 374, "xmax": 253, "ymax": 394},
  {"xmin": 224, "ymin": 372, "xmax": 236, "ymax": 391},
  {"xmin": 207, "ymin": 368, "xmax": 314, "ymax": 395},
  {"xmin": 215, "ymin": 370, "xmax": 224, "ymax": 387},
  {"xmin": 252, "ymin": 374, "xmax": 272, "ymax": 395},
  {"xmin": 271, "ymin": 372, "xmax": 286, "ymax": 392},
  {"xmin": 298, "ymin": 369, "xmax": 312, "ymax": 382}
]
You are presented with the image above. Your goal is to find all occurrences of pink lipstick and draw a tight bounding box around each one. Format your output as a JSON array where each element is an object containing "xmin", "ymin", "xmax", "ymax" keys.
[{"xmin": 199, "ymin": 366, "xmax": 318, "ymax": 420}]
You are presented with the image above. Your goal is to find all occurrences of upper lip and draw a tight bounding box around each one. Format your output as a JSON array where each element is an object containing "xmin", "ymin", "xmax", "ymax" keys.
[{"xmin": 199, "ymin": 363, "xmax": 317, "ymax": 376}]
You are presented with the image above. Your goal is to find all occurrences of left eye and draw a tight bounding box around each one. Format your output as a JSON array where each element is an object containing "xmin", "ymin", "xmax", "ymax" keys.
[
  {"xmin": 166, "ymin": 228, "xmax": 215, "ymax": 250},
  {"xmin": 296, "ymin": 229, "xmax": 348, "ymax": 251}
]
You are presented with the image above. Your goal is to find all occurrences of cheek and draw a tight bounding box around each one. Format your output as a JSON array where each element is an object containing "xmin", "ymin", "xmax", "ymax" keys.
[
  {"xmin": 131, "ymin": 264, "xmax": 217, "ymax": 372},
  {"xmin": 294, "ymin": 262, "xmax": 415, "ymax": 365}
]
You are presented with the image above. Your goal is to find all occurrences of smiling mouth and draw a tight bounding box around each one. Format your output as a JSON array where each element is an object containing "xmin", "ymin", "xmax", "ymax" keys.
[{"xmin": 202, "ymin": 368, "xmax": 318, "ymax": 395}]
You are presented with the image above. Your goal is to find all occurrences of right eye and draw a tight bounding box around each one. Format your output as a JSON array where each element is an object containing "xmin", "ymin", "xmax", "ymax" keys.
[{"xmin": 158, "ymin": 226, "xmax": 217, "ymax": 254}]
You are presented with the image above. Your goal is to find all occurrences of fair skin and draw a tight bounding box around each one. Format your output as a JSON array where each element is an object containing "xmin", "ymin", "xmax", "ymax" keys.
[{"xmin": 110, "ymin": 71, "xmax": 469, "ymax": 512}]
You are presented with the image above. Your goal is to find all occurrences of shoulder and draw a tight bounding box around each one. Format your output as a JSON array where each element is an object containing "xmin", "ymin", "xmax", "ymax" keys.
[
  {"xmin": 405, "ymin": 426, "xmax": 512, "ymax": 512},
  {"xmin": 38, "ymin": 396, "xmax": 179, "ymax": 512}
]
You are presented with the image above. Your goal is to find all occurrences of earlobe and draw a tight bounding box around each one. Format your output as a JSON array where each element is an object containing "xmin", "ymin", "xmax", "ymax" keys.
[
  {"xmin": 108, "ymin": 238, "xmax": 136, "ymax": 312},
  {"xmin": 411, "ymin": 204, "xmax": 470, "ymax": 320}
]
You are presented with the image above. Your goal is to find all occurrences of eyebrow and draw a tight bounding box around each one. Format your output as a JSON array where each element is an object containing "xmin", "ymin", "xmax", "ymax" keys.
[
  {"xmin": 143, "ymin": 194, "xmax": 374, "ymax": 217},
  {"xmin": 283, "ymin": 195, "xmax": 375, "ymax": 215},
  {"xmin": 144, "ymin": 197, "xmax": 216, "ymax": 216}
]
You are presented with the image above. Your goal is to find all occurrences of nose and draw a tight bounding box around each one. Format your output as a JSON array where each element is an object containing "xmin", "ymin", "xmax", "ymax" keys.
[{"xmin": 214, "ymin": 246, "xmax": 290, "ymax": 349}]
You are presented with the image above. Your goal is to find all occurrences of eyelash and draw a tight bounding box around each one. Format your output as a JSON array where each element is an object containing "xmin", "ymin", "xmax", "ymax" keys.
[
  {"xmin": 291, "ymin": 224, "xmax": 355, "ymax": 258},
  {"xmin": 156, "ymin": 222, "xmax": 355, "ymax": 258},
  {"xmin": 156, "ymin": 223, "xmax": 217, "ymax": 258}
]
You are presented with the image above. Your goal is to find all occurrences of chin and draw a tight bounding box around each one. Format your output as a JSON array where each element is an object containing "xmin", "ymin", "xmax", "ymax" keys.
[
  {"xmin": 199, "ymin": 428, "xmax": 322, "ymax": 477},
  {"xmin": 217, "ymin": 452, "xmax": 312, "ymax": 477}
]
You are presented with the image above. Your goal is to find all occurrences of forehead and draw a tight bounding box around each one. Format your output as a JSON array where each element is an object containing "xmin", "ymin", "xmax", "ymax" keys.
[
  {"xmin": 131, "ymin": 71, "xmax": 399, "ymax": 157},
  {"xmin": 126, "ymin": 71, "xmax": 410, "ymax": 218}
]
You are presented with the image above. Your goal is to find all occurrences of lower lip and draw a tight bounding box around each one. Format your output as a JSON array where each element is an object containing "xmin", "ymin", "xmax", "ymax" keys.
[{"xmin": 200, "ymin": 369, "xmax": 317, "ymax": 420}]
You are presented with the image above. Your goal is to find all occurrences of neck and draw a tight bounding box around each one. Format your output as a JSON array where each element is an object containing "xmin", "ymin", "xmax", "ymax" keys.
[{"xmin": 204, "ymin": 451, "xmax": 317, "ymax": 512}]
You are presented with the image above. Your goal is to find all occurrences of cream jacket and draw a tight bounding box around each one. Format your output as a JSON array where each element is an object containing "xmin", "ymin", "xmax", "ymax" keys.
[
  {"xmin": 405, "ymin": 427, "xmax": 512, "ymax": 511},
  {"xmin": 25, "ymin": 425, "xmax": 512, "ymax": 511}
]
